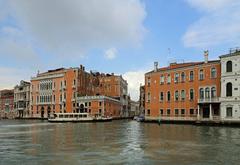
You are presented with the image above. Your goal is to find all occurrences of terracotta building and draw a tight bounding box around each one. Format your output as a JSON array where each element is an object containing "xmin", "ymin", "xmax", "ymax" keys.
[
  {"xmin": 30, "ymin": 67, "xmax": 78, "ymax": 118},
  {"xmin": 30, "ymin": 65, "xmax": 128, "ymax": 118},
  {"xmin": 96, "ymin": 73, "xmax": 129, "ymax": 117},
  {"xmin": 76, "ymin": 96, "xmax": 121, "ymax": 118},
  {"xmin": 144, "ymin": 51, "xmax": 221, "ymax": 122},
  {"xmin": 0, "ymin": 89, "xmax": 14, "ymax": 119}
]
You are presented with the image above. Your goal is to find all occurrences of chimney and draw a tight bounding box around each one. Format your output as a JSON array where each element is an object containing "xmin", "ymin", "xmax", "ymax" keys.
[
  {"xmin": 154, "ymin": 62, "xmax": 158, "ymax": 72},
  {"xmin": 204, "ymin": 50, "xmax": 209, "ymax": 63}
]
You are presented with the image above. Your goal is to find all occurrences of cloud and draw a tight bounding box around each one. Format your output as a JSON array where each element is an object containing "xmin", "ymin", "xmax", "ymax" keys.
[
  {"xmin": 6, "ymin": 0, "xmax": 146, "ymax": 56},
  {"xmin": 183, "ymin": 0, "xmax": 240, "ymax": 48},
  {"xmin": 104, "ymin": 47, "xmax": 117, "ymax": 60},
  {"xmin": 123, "ymin": 68, "xmax": 149, "ymax": 101},
  {"xmin": 0, "ymin": 67, "xmax": 33, "ymax": 89}
]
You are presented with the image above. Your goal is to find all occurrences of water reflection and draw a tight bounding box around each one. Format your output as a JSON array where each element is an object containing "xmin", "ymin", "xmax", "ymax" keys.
[{"xmin": 0, "ymin": 120, "xmax": 240, "ymax": 165}]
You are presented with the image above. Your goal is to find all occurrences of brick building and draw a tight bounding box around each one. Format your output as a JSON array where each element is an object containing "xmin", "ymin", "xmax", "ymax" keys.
[
  {"xmin": 0, "ymin": 89, "xmax": 14, "ymax": 119},
  {"xmin": 30, "ymin": 65, "xmax": 129, "ymax": 118},
  {"xmin": 76, "ymin": 96, "xmax": 121, "ymax": 118},
  {"xmin": 144, "ymin": 51, "xmax": 221, "ymax": 122},
  {"xmin": 30, "ymin": 67, "xmax": 78, "ymax": 118}
]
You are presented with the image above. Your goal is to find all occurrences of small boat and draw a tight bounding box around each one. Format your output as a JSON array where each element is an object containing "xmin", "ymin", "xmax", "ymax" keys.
[
  {"xmin": 134, "ymin": 115, "xmax": 145, "ymax": 122},
  {"xmin": 48, "ymin": 113, "xmax": 94, "ymax": 122},
  {"xmin": 94, "ymin": 116, "xmax": 113, "ymax": 122}
]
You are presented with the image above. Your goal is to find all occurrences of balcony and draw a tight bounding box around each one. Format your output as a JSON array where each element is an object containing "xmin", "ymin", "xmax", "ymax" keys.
[{"xmin": 198, "ymin": 97, "xmax": 220, "ymax": 104}]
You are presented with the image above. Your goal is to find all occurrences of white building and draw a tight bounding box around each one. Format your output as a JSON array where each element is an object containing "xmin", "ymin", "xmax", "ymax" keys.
[
  {"xmin": 14, "ymin": 80, "xmax": 31, "ymax": 118},
  {"xmin": 220, "ymin": 49, "xmax": 240, "ymax": 122}
]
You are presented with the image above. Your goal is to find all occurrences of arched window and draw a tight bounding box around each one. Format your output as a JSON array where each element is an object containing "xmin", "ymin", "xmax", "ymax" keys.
[
  {"xmin": 199, "ymin": 69, "xmax": 204, "ymax": 80},
  {"xmin": 199, "ymin": 88, "xmax": 204, "ymax": 99},
  {"xmin": 211, "ymin": 87, "xmax": 216, "ymax": 98},
  {"xmin": 189, "ymin": 71, "xmax": 194, "ymax": 81},
  {"xmin": 226, "ymin": 61, "xmax": 232, "ymax": 72},
  {"xmin": 226, "ymin": 82, "xmax": 232, "ymax": 97},
  {"xmin": 205, "ymin": 87, "xmax": 210, "ymax": 98},
  {"xmin": 175, "ymin": 91, "xmax": 179, "ymax": 101},
  {"xmin": 190, "ymin": 89, "xmax": 194, "ymax": 100},
  {"xmin": 211, "ymin": 68, "xmax": 216, "ymax": 78},
  {"xmin": 181, "ymin": 90, "xmax": 186, "ymax": 101},
  {"xmin": 167, "ymin": 91, "xmax": 171, "ymax": 101}
]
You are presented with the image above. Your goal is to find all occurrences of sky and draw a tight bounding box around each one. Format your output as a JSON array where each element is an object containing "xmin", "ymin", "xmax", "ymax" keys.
[{"xmin": 0, "ymin": 0, "xmax": 240, "ymax": 101}]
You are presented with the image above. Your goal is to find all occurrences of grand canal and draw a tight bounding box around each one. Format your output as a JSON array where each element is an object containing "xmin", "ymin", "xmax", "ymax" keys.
[{"xmin": 0, "ymin": 120, "xmax": 240, "ymax": 165}]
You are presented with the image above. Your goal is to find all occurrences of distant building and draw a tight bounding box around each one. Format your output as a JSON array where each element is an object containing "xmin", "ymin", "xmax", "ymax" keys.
[
  {"xmin": 76, "ymin": 96, "xmax": 121, "ymax": 118},
  {"xmin": 0, "ymin": 89, "xmax": 14, "ymax": 119},
  {"xmin": 220, "ymin": 49, "xmax": 240, "ymax": 122},
  {"xmin": 130, "ymin": 100, "xmax": 140, "ymax": 117},
  {"xmin": 139, "ymin": 85, "xmax": 145, "ymax": 116},
  {"xmin": 14, "ymin": 80, "xmax": 31, "ymax": 118}
]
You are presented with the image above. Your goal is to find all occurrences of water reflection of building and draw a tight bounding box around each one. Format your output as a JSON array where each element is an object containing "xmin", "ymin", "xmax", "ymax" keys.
[{"xmin": 0, "ymin": 89, "xmax": 14, "ymax": 119}]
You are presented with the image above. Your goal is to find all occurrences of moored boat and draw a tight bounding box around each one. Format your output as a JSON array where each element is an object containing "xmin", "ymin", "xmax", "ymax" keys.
[{"xmin": 48, "ymin": 113, "xmax": 113, "ymax": 122}]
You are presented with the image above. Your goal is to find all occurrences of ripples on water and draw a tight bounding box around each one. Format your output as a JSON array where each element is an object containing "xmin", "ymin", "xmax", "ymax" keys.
[{"xmin": 0, "ymin": 120, "xmax": 240, "ymax": 165}]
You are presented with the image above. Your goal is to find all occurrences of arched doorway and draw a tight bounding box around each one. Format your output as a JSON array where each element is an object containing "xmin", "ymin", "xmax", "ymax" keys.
[{"xmin": 41, "ymin": 106, "xmax": 44, "ymax": 118}]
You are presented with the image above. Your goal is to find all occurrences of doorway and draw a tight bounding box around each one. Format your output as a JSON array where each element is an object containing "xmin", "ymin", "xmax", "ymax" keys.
[{"xmin": 202, "ymin": 107, "xmax": 209, "ymax": 118}]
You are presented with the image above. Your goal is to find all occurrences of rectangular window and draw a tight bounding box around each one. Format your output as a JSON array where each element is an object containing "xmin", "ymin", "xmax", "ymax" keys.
[
  {"xmin": 175, "ymin": 109, "xmax": 179, "ymax": 116},
  {"xmin": 147, "ymin": 92, "xmax": 151, "ymax": 102},
  {"xmin": 226, "ymin": 107, "xmax": 232, "ymax": 117},
  {"xmin": 160, "ymin": 75, "xmax": 164, "ymax": 84},
  {"xmin": 160, "ymin": 92, "xmax": 164, "ymax": 101},
  {"xmin": 160, "ymin": 109, "xmax": 163, "ymax": 115},
  {"xmin": 174, "ymin": 73, "xmax": 179, "ymax": 83},
  {"xmin": 190, "ymin": 109, "xmax": 194, "ymax": 115},
  {"xmin": 147, "ymin": 109, "xmax": 150, "ymax": 116},
  {"xmin": 181, "ymin": 109, "xmax": 185, "ymax": 115},
  {"xmin": 167, "ymin": 109, "xmax": 171, "ymax": 115},
  {"xmin": 189, "ymin": 71, "xmax": 194, "ymax": 81},
  {"xmin": 99, "ymin": 102, "xmax": 102, "ymax": 106},
  {"xmin": 175, "ymin": 91, "xmax": 179, "ymax": 101},
  {"xmin": 199, "ymin": 69, "xmax": 204, "ymax": 80},
  {"xmin": 167, "ymin": 91, "xmax": 171, "ymax": 101},
  {"xmin": 147, "ymin": 77, "xmax": 151, "ymax": 86}
]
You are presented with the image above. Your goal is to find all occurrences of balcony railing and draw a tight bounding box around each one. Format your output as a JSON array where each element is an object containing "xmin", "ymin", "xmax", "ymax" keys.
[{"xmin": 198, "ymin": 97, "xmax": 220, "ymax": 103}]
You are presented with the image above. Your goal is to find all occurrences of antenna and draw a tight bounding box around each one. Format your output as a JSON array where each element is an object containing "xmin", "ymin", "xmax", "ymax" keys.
[{"xmin": 168, "ymin": 48, "xmax": 171, "ymax": 56}]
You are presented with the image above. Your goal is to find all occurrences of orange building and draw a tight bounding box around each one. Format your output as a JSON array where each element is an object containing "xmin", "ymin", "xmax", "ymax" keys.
[
  {"xmin": 95, "ymin": 73, "xmax": 129, "ymax": 117},
  {"xmin": 30, "ymin": 65, "xmax": 128, "ymax": 118},
  {"xmin": 76, "ymin": 96, "xmax": 121, "ymax": 118},
  {"xmin": 31, "ymin": 67, "xmax": 78, "ymax": 118},
  {"xmin": 144, "ymin": 52, "xmax": 221, "ymax": 122}
]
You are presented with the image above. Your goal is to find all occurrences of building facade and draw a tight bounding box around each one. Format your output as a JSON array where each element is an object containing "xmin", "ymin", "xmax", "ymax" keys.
[
  {"xmin": 31, "ymin": 67, "xmax": 78, "ymax": 118},
  {"xmin": 144, "ymin": 52, "xmax": 221, "ymax": 122},
  {"xmin": 30, "ymin": 65, "xmax": 128, "ymax": 118},
  {"xmin": 0, "ymin": 89, "xmax": 14, "ymax": 119},
  {"xmin": 96, "ymin": 74, "xmax": 129, "ymax": 117},
  {"xmin": 76, "ymin": 96, "xmax": 121, "ymax": 118},
  {"xmin": 14, "ymin": 80, "xmax": 30, "ymax": 118},
  {"xmin": 139, "ymin": 85, "xmax": 145, "ymax": 116},
  {"xmin": 220, "ymin": 49, "xmax": 240, "ymax": 122}
]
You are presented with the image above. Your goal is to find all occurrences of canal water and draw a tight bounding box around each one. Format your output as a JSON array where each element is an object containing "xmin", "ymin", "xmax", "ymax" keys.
[{"xmin": 0, "ymin": 120, "xmax": 240, "ymax": 165}]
